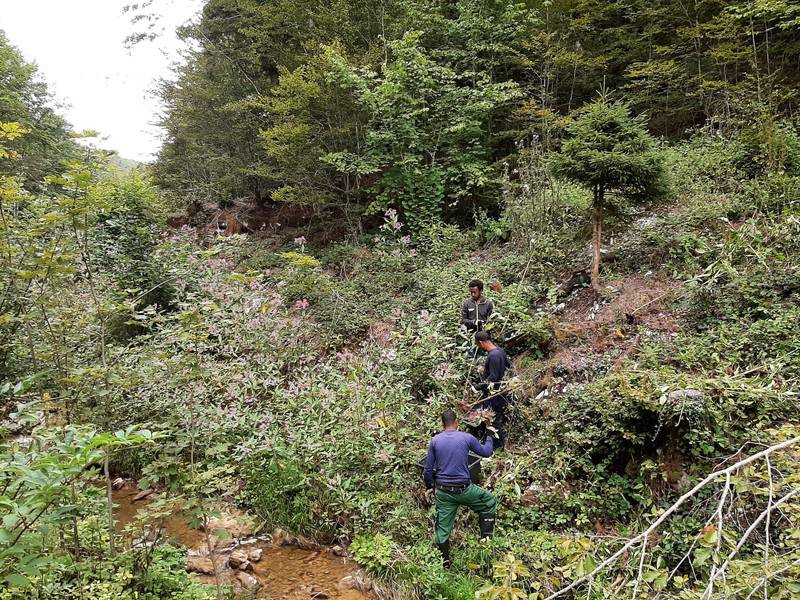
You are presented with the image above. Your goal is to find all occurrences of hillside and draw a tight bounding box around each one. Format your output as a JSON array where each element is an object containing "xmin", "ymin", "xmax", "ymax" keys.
[
  {"xmin": 2, "ymin": 2, "xmax": 800, "ymax": 599},
  {"xmin": 4, "ymin": 124, "xmax": 799, "ymax": 598}
]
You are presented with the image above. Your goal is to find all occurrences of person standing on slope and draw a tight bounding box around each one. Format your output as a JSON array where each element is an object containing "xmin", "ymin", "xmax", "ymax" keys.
[
  {"xmin": 461, "ymin": 279, "xmax": 494, "ymax": 332},
  {"xmin": 474, "ymin": 331, "xmax": 510, "ymax": 449},
  {"xmin": 423, "ymin": 409, "xmax": 497, "ymax": 567}
]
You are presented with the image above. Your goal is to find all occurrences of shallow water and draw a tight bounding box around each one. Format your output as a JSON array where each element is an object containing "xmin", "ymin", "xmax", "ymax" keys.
[
  {"xmin": 113, "ymin": 486, "xmax": 206, "ymax": 547},
  {"xmin": 112, "ymin": 487, "xmax": 372, "ymax": 599}
]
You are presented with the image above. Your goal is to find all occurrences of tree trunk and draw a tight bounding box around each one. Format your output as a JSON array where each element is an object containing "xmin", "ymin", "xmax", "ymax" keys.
[{"xmin": 591, "ymin": 204, "xmax": 603, "ymax": 293}]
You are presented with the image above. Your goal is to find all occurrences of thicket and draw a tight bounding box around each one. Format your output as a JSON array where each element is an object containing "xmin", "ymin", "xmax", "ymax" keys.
[
  {"xmin": 5, "ymin": 115, "xmax": 800, "ymax": 597},
  {"xmin": 2, "ymin": 3, "xmax": 800, "ymax": 599}
]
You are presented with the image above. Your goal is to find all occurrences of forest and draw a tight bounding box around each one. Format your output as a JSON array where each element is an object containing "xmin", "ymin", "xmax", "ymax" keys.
[{"xmin": 1, "ymin": 0, "xmax": 799, "ymax": 598}]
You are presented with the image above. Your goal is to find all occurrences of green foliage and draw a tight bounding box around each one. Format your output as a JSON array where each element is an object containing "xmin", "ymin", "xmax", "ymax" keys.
[
  {"xmin": 0, "ymin": 401, "xmax": 161, "ymax": 594},
  {"xmin": 240, "ymin": 448, "xmax": 317, "ymax": 535},
  {"xmin": 129, "ymin": 545, "xmax": 218, "ymax": 600},
  {"xmin": 476, "ymin": 553, "xmax": 529, "ymax": 600},
  {"xmin": 736, "ymin": 115, "xmax": 800, "ymax": 177},
  {"xmin": 328, "ymin": 31, "xmax": 521, "ymax": 229},
  {"xmin": 261, "ymin": 48, "xmax": 369, "ymax": 208},
  {"xmin": 662, "ymin": 133, "xmax": 749, "ymax": 197},
  {"xmin": 550, "ymin": 99, "xmax": 669, "ymax": 206},
  {"xmin": 351, "ymin": 533, "xmax": 395, "ymax": 574},
  {"xmin": 91, "ymin": 172, "xmax": 182, "ymax": 320},
  {"xmin": 550, "ymin": 97, "xmax": 669, "ymax": 288},
  {"xmin": 0, "ymin": 33, "xmax": 78, "ymax": 191},
  {"xmin": 5, "ymin": 5, "xmax": 800, "ymax": 599},
  {"xmin": 151, "ymin": 0, "xmax": 800, "ymax": 230}
]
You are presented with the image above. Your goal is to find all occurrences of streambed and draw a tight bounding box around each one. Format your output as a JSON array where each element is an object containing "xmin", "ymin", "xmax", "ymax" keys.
[{"xmin": 112, "ymin": 486, "xmax": 373, "ymax": 600}]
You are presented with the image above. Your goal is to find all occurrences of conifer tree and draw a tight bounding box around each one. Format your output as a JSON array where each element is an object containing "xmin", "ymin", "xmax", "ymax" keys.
[{"xmin": 551, "ymin": 98, "xmax": 669, "ymax": 292}]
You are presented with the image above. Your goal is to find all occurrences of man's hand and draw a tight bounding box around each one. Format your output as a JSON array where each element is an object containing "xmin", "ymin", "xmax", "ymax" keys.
[
  {"xmin": 424, "ymin": 488, "xmax": 435, "ymax": 505},
  {"xmin": 486, "ymin": 426, "xmax": 500, "ymax": 441}
]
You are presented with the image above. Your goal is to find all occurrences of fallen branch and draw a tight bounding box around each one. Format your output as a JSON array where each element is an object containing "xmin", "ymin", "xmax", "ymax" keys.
[
  {"xmin": 743, "ymin": 556, "xmax": 800, "ymax": 600},
  {"xmin": 700, "ymin": 486, "xmax": 800, "ymax": 599},
  {"xmin": 543, "ymin": 435, "xmax": 800, "ymax": 600}
]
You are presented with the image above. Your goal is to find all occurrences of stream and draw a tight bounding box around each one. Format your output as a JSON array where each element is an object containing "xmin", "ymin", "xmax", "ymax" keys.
[{"xmin": 112, "ymin": 486, "xmax": 373, "ymax": 600}]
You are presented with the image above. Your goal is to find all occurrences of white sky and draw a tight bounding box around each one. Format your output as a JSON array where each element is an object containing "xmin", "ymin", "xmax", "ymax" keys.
[{"xmin": 1, "ymin": 0, "xmax": 204, "ymax": 162}]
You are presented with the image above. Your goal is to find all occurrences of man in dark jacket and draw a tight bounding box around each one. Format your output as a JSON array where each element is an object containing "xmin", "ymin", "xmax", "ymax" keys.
[
  {"xmin": 461, "ymin": 279, "xmax": 493, "ymax": 332},
  {"xmin": 474, "ymin": 331, "xmax": 510, "ymax": 448},
  {"xmin": 423, "ymin": 409, "xmax": 496, "ymax": 567}
]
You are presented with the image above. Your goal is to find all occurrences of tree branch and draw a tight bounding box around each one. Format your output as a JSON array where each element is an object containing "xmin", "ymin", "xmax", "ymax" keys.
[{"xmin": 543, "ymin": 436, "xmax": 800, "ymax": 600}]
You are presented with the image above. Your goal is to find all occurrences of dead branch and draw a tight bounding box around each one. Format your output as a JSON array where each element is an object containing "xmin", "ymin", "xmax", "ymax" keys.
[
  {"xmin": 543, "ymin": 436, "xmax": 800, "ymax": 600},
  {"xmin": 700, "ymin": 486, "xmax": 800, "ymax": 599}
]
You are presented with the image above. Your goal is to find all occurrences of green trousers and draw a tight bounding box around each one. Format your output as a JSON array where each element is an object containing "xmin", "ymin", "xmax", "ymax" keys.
[{"xmin": 434, "ymin": 484, "xmax": 497, "ymax": 544}]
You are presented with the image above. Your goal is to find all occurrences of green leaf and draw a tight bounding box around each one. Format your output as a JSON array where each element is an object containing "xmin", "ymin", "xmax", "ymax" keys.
[{"xmin": 5, "ymin": 574, "xmax": 30, "ymax": 589}]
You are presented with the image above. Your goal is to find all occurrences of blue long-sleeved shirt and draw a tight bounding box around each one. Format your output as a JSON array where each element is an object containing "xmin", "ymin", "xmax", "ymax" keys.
[
  {"xmin": 423, "ymin": 430, "xmax": 494, "ymax": 489},
  {"xmin": 484, "ymin": 347, "xmax": 509, "ymax": 384}
]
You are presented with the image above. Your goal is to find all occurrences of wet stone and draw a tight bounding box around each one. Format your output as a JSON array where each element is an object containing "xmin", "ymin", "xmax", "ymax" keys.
[
  {"xmin": 237, "ymin": 571, "xmax": 260, "ymax": 591},
  {"xmin": 248, "ymin": 547, "xmax": 263, "ymax": 562},
  {"xmin": 186, "ymin": 556, "xmax": 216, "ymax": 575},
  {"xmin": 132, "ymin": 488, "xmax": 155, "ymax": 502},
  {"xmin": 229, "ymin": 549, "xmax": 250, "ymax": 570}
]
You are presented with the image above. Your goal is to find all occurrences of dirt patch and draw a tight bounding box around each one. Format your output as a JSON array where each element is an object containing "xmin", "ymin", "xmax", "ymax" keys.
[
  {"xmin": 251, "ymin": 547, "xmax": 372, "ymax": 600},
  {"xmin": 112, "ymin": 485, "xmax": 206, "ymax": 548},
  {"xmin": 189, "ymin": 544, "xmax": 373, "ymax": 600},
  {"xmin": 367, "ymin": 320, "xmax": 395, "ymax": 348},
  {"xmin": 520, "ymin": 273, "xmax": 684, "ymax": 396},
  {"xmin": 561, "ymin": 274, "xmax": 679, "ymax": 331},
  {"xmin": 552, "ymin": 274, "xmax": 681, "ymax": 351}
]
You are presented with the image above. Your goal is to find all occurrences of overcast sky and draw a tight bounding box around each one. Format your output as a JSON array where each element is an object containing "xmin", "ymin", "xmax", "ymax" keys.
[{"xmin": 2, "ymin": 0, "xmax": 203, "ymax": 161}]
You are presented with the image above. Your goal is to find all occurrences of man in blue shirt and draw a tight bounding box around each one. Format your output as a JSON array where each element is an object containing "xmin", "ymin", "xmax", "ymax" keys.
[
  {"xmin": 423, "ymin": 409, "xmax": 497, "ymax": 567},
  {"xmin": 474, "ymin": 331, "xmax": 510, "ymax": 448}
]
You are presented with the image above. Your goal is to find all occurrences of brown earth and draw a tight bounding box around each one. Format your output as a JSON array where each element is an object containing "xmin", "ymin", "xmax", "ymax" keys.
[{"xmin": 513, "ymin": 273, "xmax": 684, "ymax": 403}]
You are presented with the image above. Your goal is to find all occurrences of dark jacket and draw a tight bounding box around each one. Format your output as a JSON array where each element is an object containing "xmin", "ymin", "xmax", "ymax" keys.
[
  {"xmin": 484, "ymin": 347, "xmax": 510, "ymax": 385},
  {"xmin": 477, "ymin": 346, "xmax": 511, "ymax": 410},
  {"xmin": 461, "ymin": 297, "xmax": 493, "ymax": 331}
]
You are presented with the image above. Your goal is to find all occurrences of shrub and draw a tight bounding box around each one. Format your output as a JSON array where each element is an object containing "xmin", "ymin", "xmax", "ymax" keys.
[{"xmin": 239, "ymin": 448, "xmax": 319, "ymax": 536}]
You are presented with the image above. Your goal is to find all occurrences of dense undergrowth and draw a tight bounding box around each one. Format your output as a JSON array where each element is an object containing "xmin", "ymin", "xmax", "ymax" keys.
[{"xmin": 2, "ymin": 119, "xmax": 799, "ymax": 599}]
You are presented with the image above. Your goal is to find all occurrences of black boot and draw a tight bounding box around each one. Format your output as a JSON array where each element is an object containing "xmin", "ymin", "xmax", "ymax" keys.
[
  {"xmin": 479, "ymin": 515, "xmax": 495, "ymax": 540},
  {"xmin": 436, "ymin": 539, "xmax": 451, "ymax": 568}
]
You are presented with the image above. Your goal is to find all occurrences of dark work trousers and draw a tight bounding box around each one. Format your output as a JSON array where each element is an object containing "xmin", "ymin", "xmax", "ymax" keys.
[
  {"xmin": 481, "ymin": 393, "xmax": 507, "ymax": 449},
  {"xmin": 435, "ymin": 484, "xmax": 497, "ymax": 544}
]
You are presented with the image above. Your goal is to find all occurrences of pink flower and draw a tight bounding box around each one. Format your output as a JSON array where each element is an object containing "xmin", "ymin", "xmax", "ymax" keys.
[
  {"xmin": 433, "ymin": 363, "xmax": 452, "ymax": 380},
  {"xmin": 336, "ymin": 348, "xmax": 354, "ymax": 363},
  {"xmin": 294, "ymin": 298, "xmax": 310, "ymax": 310},
  {"xmin": 293, "ymin": 236, "xmax": 307, "ymax": 246}
]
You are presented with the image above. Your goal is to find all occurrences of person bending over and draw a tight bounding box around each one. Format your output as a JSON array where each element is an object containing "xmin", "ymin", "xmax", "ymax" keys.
[
  {"xmin": 474, "ymin": 331, "xmax": 510, "ymax": 449},
  {"xmin": 423, "ymin": 409, "xmax": 497, "ymax": 567}
]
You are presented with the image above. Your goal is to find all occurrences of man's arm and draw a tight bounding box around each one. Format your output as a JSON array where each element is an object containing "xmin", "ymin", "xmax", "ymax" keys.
[
  {"xmin": 467, "ymin": 433, "xmax": 494, "ymax": 458},
  {"xmin": 461, "ymin": 301, "xmax": 474, "ymax": 329},
  {"xmin": 423, "ymin": 440, "xmax": 436, "ymax": 489}
]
